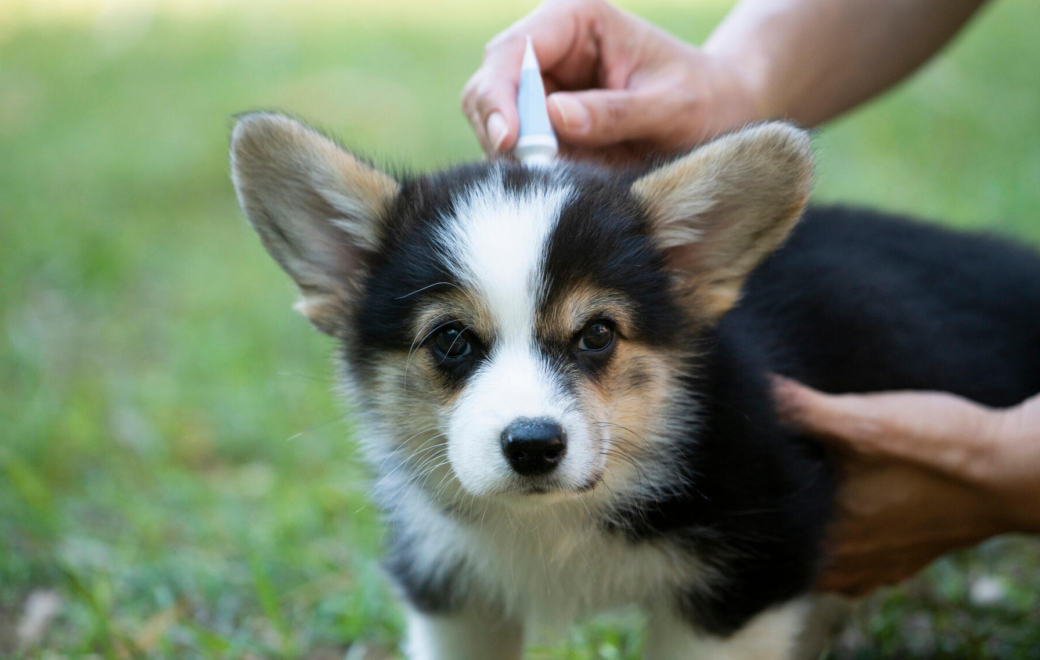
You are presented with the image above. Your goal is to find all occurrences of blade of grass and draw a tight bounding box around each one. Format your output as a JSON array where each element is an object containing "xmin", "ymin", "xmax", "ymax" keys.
[
  {"xmin": 0, "ymin": 445, "xmax": 58, "ymax": 534},
  {"xmin": 249, "ymin": 552, "xmax": 295, "ymax": 658}
]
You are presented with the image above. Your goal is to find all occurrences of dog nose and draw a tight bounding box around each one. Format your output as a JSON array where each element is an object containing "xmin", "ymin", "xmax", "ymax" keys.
[{"xmin": 500, "ymin": 417, "xmax": 567, "ymax": 477}]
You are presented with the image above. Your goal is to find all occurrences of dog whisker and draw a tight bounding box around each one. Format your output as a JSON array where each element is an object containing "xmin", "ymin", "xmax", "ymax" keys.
[{"xmin": 395, "ymin": 281, "xmax": 465, "ymax": 300}]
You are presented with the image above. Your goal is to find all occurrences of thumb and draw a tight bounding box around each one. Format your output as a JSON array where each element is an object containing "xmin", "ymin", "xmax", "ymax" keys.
[{"xmin": 547, "ymin": 89, "xmax": 666, "ymax": 147}]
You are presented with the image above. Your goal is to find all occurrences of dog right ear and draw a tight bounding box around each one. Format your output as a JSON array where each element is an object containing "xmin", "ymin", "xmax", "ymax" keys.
[
  {"xmin": 230, "ymin": 113, "xmax": 399, "ymax": 335},
  {"xmin": 631, "ymin": 122, "xmax": 812, "ymax": 322}
]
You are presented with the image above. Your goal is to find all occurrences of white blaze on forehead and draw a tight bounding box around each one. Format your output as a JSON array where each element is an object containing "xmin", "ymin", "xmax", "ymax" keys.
[
  {"xmin": 436, "ymin": 171, "xmax": 600, "ymax": 497},
  {"xmin": 439, "ymin": 171, "xmax": 572, "ymax": 337}
]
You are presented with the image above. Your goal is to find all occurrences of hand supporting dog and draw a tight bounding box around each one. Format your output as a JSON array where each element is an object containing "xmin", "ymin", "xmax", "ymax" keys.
[{"xmin": 774, "ymin": 379, "xmax": 1040, "ymax": 596}]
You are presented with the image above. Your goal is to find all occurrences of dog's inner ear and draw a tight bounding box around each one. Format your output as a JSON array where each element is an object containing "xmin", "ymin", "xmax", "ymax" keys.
[
  {"xmin": 631, "ymin": 122, "xmax": 813, "ymax": 321},
  {"xmin": 231, "ymin": 113, "xmax": 399, "ymax": 335}
]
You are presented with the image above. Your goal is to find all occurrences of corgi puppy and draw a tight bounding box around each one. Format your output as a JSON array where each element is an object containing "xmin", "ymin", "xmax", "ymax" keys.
[{"xmin": 230, "ymin": 113, "xmax": 1040, "ymax": 660}]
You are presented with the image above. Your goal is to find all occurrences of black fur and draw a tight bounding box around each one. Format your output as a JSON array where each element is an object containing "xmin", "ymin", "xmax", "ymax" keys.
[
  {"xmin": 347, "ymin": 162, "xmax": 1040, "ymax": 633},
  {"xmin": 384, "ymin": 525, "xmax": 467, "ymax": 613},
  {"xmin": 541, "ymin": 172, "xmax": 687, "ymax": 348},
  {"xmin": 606, "ymin": 206, "xmax": 1040, "ymax": 634}
]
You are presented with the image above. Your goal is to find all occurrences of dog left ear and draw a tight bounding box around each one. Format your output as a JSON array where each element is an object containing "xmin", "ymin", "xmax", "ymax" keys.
[
  {"xmin": 230, "ymin": 113, "xmax": 399, "ymax": 335},
  {"xmin": 631, "ymin": 122, "xmax": 812, "ymax": 320}
]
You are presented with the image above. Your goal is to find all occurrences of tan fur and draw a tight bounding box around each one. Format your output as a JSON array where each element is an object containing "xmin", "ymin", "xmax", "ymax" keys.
[
  {"xmin": 537, "ymin": 283, "xmax": 639, "ymax": 343},
  {"xmin": 362, "ymin": 353, "xmax": 465, "ymax": 509},
  {"xmin": 631, "ymin": 122, "xmax": 813, "ymax": 320},
  {"xmin": 233, "ymin": 116, "xmax": 828, "ymax": 657},
  {"xmin": 358, "ymin": 276, "xmax": 693, "ymax": 508},
  {"xmin": 230, "ymin": 113, "xmax": 399, "ymax": 335},
  {"xmin": 411, "ymin": 293, "xmax": 496, "ymax": 353},
  {"xmin": 592, "ymin": 342, "xmax": 687, "ymax": 490},
  {"xmin": 546, "ymin": 283, "xmax": 692, "ymax": 497}
]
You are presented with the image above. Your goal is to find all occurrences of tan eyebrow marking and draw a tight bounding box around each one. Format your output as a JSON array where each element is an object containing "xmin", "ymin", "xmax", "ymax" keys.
[
  {"xmin": 539, "ymin": 283, "xmax": 638, "ymax": 342},
  {"xmin": 409, "ymin": 289, "xmax": 496, "ymax": 349}
]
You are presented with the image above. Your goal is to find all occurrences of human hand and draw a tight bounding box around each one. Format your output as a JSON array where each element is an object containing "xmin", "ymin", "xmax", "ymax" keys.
[
  {"xmin": 772, "ymin": 377, "xmax": 1040, "ymax": 596},
  {"xmin": 461, "ymin": 0, "xmax": 767, "ymax": 164}
]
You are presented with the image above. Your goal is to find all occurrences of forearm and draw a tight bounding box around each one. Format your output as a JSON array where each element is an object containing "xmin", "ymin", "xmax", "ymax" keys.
[
  {"xmin": 986, "ymin": 395, "xmax": 1040, "ymax": 533},
  {"xmin": 705, "ymin": 0, "xmax": 988, "ymax": 127}
]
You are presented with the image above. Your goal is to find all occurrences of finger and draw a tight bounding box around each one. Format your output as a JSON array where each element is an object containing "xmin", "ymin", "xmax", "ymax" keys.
[
  {"xmin": 771, "ymin": 376, "xmax": 880, "ymax": 449},
  {"xmin": 482, "ymin": 1, "xmax": 603, "ymax": 83},
  {"xmin": 463, "ymin": 71, "xmax": 517, "ymax": 155},
  {"xmin": 461, "ymin": 75, "xmax": 490, "ymax": 153},
  {"xmin": 546, "ymin": 88, "xmax": 672, "ymax": 147},
  {"xmin": 462, "ymin": 99, "xmax": 492, "ymax": 155},
  {"xmin": 814, "ymin": 543, "xmax": 887, "ymax": 596},
  {"xmin": 816, "ymin": 564, "xmax": 916, "ymax": 597},
  {"xmin": 815, "ymin": 542, "xmax": 932, "ymax": 596},
  {"xmin": 994, "ymin": 390, "xmax": 1040, "ymax": 442},
  {"xmin": 772, "ymin": 376, "xmax": 997, "ymax": 481},
  {"xmin": 815, "ymin": 567, "xmax": 878, "ymax": 597},
  {"xmin": 467, "ymin": 1, "xmax": 599, "ymax": 155}
]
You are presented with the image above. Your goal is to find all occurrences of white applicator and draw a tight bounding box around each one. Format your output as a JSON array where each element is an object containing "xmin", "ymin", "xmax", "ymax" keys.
[{"xmin": 514, "ymin": 35, "xmax": 559, "ymax": 166}]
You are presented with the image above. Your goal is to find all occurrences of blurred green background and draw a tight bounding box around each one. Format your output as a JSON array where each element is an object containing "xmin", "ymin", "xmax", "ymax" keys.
[{"xmin": 1, "ymin": 0, "xmax": 1039, "ymax": 657}]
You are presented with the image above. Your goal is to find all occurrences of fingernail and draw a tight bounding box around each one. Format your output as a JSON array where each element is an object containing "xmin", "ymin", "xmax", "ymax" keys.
[
  {"xmin": 550, "ymin": 94, "xmax": 590, "ymax": 133},
  {"xmin": 486, "ymin": 112, "xmax": 508, "ymax": 152}
]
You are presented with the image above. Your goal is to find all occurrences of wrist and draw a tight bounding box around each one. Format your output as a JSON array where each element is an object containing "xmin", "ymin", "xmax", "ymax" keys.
[
  {"xmin": 701, "ymin": 3, "xmax": 792, "ymax": 126},
  {"xmin": 978, "ymin": 407, "xmax": 1040, "ymax": 533},
  {"xmin": 701, "ymin": 41, "xmax": 775, "ymax": 124}
]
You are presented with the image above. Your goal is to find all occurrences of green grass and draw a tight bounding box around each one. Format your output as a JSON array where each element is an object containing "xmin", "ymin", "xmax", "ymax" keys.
[{"xmin": 1, "ymin": 0, "xmax": 1038, "ymax": 657}]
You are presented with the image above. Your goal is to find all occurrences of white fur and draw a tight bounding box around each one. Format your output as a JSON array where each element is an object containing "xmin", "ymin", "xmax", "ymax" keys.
[
  {"xmin": 399, "ymin": 477, "xmax": 816, "ymax": 660},
  {"xmin": 234, "ymin": 116, "xmax": 831, "ymax": 660},
  {"xmin": 359, "ymin": 169, "xmax": 823, "ymax": 660},
  {"xmin": 645, "ymin": 600, "xmax": 811, "ymax": 660},
  {"xmin": 435, "ymin": 171, "xmax": 602, "ymax": 497},
  {"xmin": 405, "ymin": 606, "xmax": 522, "ymax": 660},
  {"xmin": 437, "ymin": 169, "xmax": 567, "ymax": 332},
  {"xmin": 447, "ymin": 343, "xmax": 599, "ymax": 496},
  {"xmin": 390, "ymin": 170, "xmax": 721, "ymax": 658},
  {"xmin": 392, "ymin": 484, "xmax": 707, "ymax": 633}
]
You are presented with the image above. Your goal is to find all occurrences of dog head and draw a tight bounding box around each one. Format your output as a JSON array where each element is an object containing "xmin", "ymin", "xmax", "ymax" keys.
[{"xmin": 231, "ymin": 114, "xmax": 811, "ymax": 509}]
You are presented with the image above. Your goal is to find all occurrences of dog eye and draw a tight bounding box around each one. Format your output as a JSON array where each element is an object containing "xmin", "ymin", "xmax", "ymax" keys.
[
  {"xmin": 433, "ymin": 326, "xmax": 472, "ymax": 359},
  {"xmin": 578, "ymin": 322, "xmax": 614, "ymax": 352}
]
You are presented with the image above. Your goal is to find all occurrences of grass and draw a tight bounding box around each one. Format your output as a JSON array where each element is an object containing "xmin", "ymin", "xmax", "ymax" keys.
[{"xmin": 1, "ymin": 0, "xmax": 1038, "ymax": 657}]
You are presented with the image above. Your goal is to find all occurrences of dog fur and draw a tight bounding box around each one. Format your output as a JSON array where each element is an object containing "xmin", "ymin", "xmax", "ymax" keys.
[{"xmin": 230, "ymin": 113, "xmax": 1040, "ymax": 659}]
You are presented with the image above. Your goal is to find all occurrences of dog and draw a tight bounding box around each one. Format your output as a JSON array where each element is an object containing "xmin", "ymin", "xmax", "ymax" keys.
[{"xmin": 229, "ymin": 113, "xmax": 1040, "ymax": 659}]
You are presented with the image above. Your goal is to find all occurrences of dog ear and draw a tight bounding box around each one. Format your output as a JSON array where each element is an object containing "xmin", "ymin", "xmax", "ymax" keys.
[
  {"xmin": 631, "ymin": 122, "xmax": 812, "ymax": 321},
  {"xmin": 231, "ymin": 113, "xmax": 399, "ymax": 335}
]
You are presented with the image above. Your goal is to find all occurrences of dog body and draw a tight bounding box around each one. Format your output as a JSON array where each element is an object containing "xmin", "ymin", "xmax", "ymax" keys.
[{"xmin": 230, "ymin": 114, "xmax": 1040, "ymax": 660}]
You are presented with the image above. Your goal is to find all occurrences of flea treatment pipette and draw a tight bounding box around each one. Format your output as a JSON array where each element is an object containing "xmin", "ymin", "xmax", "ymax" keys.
[{"xmin": 514, "ymin": 35, "xmax": 559, "ymax": 166}]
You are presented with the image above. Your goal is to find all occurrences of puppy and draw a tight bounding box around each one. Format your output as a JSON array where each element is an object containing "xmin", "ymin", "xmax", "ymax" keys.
[{"xmin": 230, "ymin": 113, "xmax": 1040, "ymax": 660}]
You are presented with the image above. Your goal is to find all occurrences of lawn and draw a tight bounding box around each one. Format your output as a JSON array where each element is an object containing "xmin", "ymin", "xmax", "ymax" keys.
[{"xmin": 1, "ymin": 0, "xmax": 1038, "ymax": 657}]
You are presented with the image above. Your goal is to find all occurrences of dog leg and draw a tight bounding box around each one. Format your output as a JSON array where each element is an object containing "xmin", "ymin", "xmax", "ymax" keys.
[
  {"xmin": 643, "ymin": 608, "xmax": 701, "ymax": 660},
  {"xmin": 644, "ymin": 599, "xmax": 811, "ymax": 660},
  {"xmin": 790, "ymin": 594, "xmax": 853, "ymax": 660},
  {"xmin": 404, "ymin": 606, "xmax": 523, "ymax": 660}
]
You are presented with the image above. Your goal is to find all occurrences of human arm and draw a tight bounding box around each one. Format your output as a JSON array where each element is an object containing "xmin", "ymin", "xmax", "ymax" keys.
[
  {"xmin": 772, "ymin": 377, "xmax": 1040, "ymax": 596},
  {"xmin": 462, "ymin": 0, "xmax": 987, "ymax": 160},
  {"xmin": 705, "ymin": 0, "xmax": 987, "ymax": 130}
]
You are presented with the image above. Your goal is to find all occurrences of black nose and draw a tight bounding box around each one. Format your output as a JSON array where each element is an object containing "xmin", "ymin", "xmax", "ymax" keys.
[{"xmin": 500, "ymin": 417, "xmax": 567, "ymax": 477}]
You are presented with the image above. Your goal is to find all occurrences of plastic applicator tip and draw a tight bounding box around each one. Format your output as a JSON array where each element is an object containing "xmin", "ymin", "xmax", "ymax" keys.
[{"xmin": 514, "ymin": 35, "xmax": 558, "ymax": 166}]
